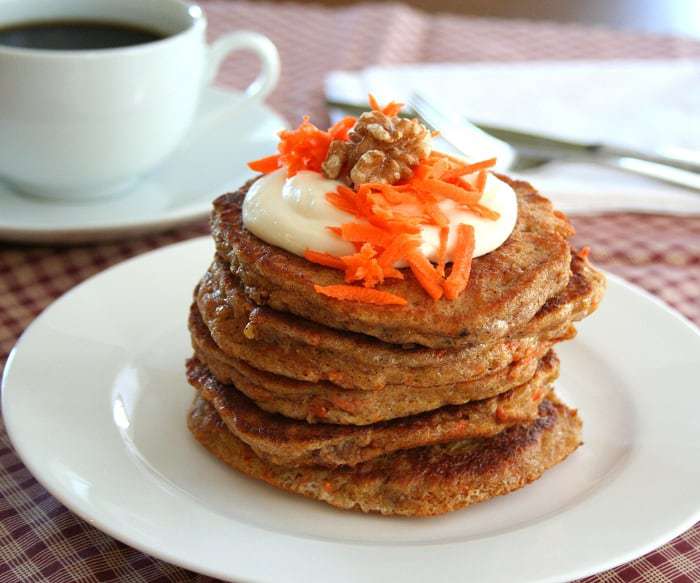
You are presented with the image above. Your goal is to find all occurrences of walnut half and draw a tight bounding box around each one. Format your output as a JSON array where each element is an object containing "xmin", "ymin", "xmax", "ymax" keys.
[{"xmin": 322, "ymin": 110, "xmax": 432, "ymax": 186}]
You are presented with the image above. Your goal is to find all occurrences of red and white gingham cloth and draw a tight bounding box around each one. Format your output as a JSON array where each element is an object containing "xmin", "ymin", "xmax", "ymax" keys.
[{"xmin": 1, "ymin": 2, "xmax": 700, "ymax": 581}]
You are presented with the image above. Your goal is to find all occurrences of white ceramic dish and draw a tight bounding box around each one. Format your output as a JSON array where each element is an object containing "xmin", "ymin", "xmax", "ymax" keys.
[
  {"xmin": 3, "ymin": 237, "xmax": 700, "ymax": 583},
  {"xmin": 0, "ymin": 87, "xmax": 287, "ymax": 244}
]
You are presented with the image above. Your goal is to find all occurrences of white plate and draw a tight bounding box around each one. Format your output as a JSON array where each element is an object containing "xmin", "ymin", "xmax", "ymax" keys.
[
  {"xmin": 3, "ymin": 237, "xmax": 700, "ymax": 583},
  {"xmin": 0, "ymin": 88, "xmax": 287, "ymax": 244}
]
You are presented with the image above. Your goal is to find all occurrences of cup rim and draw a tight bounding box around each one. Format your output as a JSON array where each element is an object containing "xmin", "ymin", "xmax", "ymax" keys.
[{"xmin": 0, "ymin": 0, "xmax": 205, "ymax": 59}]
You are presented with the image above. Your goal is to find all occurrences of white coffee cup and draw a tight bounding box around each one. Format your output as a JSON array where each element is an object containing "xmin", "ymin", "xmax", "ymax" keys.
[{"xmin": 0, "ymin": 0, "xmax": 280, "ymax": 200}]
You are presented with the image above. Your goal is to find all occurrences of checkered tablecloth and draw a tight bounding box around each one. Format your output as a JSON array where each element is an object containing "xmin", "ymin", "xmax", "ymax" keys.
[{"xmin": 1, "ymin": 2, "xmax": 699, "ymax": 581}]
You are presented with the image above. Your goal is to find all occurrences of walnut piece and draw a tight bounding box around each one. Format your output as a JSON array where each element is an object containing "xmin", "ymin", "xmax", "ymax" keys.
[{"xmin": 321, "ymin": 110, "xmax": 432, "ymax": 186}]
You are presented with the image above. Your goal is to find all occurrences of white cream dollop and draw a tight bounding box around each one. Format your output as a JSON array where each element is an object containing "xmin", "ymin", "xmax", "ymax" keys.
[{"xmin": 242, "ymin": 165, "xmax": 518, "ymax": 264}]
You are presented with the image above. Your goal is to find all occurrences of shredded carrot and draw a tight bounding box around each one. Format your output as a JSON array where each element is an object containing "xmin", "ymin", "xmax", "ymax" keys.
[
  {"xmin": 252, "ymin": 115, "xmax": 353, "ymax": 177},
  {"xmin": 319, "ymin": 150, "xmax": 498, "ymax": 300},
  {"xmin": 382, "ymin": 267, "xmax": 405, "ymax": 280},
  {"xmin": 578, "ymin": 246, "xmax": 591, "ymax": 259},
  {"xmin": 411, "ymin": 163, "xmax": 431, "ymax": 180},
  {"xmin": 304, "ymin": 249, "xmax": 346, "ymax": 270},
  {"xmin": 358, "ymin": 182, "xmax": 405, "ymax": 204},
  {"xmin": 339, "ymin": 223, "xmax": 393, "ymax": 248},
  {"xmin": 382, "ymin": 101, "xmax": 404, "ymax": 116},
  {"xmin": 337, "ymin": 184, "xmax": 358, "ymax": 198},
  {"xmin": 467, "ymin": 203, "xmax": 500, "ymax": 221},
  {"xmin": 410, "ymin": 178, "xmax": 482, "ymax": 205},
  {"xmin": 341, "ymin": 244, "xmax": 384, "ymax": 288},
  {"xmin": 440, "ymin": 158, "xmax": 497, "ymax": 180},
  {"xmin": 423, "ymin": 202, "xmax": 449, "ymax": 228},
  {"xmin": 247, "ymin": 154, "xmax": 280, "ymax": 173},
  {"xmin": 444, "ymin": 224, "xmax": 475, "ymax": 300},
  {"xmin": 377, "ymin": 234, "xmax": 420, "ymax": 269},
  {"xmin": 406, "ymin": 251, "xmax": 444, "ymax": 300},
  {"xmin": 436, "ymin": 226, "xmax": 449, "ymax": 277},
  {"xmin": 475, "ymin": 170, "xmax": 487, "ymax": 193},
  {"xmin": 329, "ymin": 116, "xmax": 357, "ymax": 141},
  {"xmin": 426, "ymin": 157, "xmax": 452, "ymax": 180},
  {"xmin": 247, "ymin": 95, "xmax": 502, "ymax": 303},
  {"xmin": 325, "ymin": 186, "xmax": 361, "ymax": 217},
  {"xmin": 314, "ymin": 284, "xmax": 407, "ymax": 306},
  {"xmin": 276, "ymin": 117, "xmax": 331, "ymax": 176},
  {"xmin": 367, "ymin": 93, "xmax": 404, "ymax": 116}
]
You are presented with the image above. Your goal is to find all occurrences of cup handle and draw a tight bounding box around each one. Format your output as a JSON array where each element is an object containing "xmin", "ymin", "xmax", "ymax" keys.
[{"xmin": 205, "ymin": 31, "xmax": 280, "ymax": 102}]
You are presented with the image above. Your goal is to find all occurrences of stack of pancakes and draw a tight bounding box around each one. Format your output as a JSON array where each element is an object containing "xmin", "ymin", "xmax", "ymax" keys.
[{"xmin": 186, "ymin": 176, "xmax": 605, "ymax": 517}]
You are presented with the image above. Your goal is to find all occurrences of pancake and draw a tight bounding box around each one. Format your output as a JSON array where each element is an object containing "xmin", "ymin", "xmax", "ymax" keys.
[
  {"xmin": 187, "ymin": 354, "xmax": 558, "ymax": 468},
  {"xmin": 242, "ymin": 251, "xmax": 603, "ymax": 358},
  {"xmin": 191, "ymin": 305, "xmax": 554, "ymax": 424},
  {"xmin": 188, "ymin": 394, "xmax": 582, "ymax": 516},
  {"xmin": 212, "ymin": 176, "xmax": 575, "ymax": 348},
  {"xmin": 195, "ymin": 252, "xmax": 603, "ymax": 390}
]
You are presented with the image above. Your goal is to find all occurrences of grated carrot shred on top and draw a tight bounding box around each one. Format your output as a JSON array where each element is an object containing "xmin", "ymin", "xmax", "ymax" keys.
[
  {"xmin": 436, "ymin": 226, "xmax": 449, "ymax": 277},
  {"xmin": 368, "ymin": 93, "xmax": 404, "ymax": 117},
  {"xmin": 444, "ymin": 224, "xmax": 475, "ymax": 300},
  {"xmin": 248, "ymin": 114, "xmax": 358, "ymax": 177},
  {"xmin": 314, "ymin": 284, "xmax": 407, "ymax": 306},
  {"xmin": 310, "ymin": 148, "xmax": 498, "ymax": 303},
  {"xmin": 475, "ymin": 170, "xmax": 488, "ymax": 193},
  {"xmin": 328, "ymin": 116, "xmax": 356, "ymax": 141},
  {"xmin": 277, "ymin": 117, "xmax": 332, "ymax": 176},
  {"xmin": 248, "ymin": 95, "xmax": 503, "ymax": 305},
  {"xmin": 303, "ymin": 250, "xmax": 346, "ymax": 270},
  {"xmin": 247, "ymin": 154, "xmax": 280, "ymax": 173},
  {"xmin": 440, "ymin": 158, "xmax": 497, "ymax": 181},
  {"xmin": 405, "ymin": 250, "xmax": 444, "ymax": 300},
  {"xmin": 341, "ymin": 243, "xmax": 385, "ymax": 288}
]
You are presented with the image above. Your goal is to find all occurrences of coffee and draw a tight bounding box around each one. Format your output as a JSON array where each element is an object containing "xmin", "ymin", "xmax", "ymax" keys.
[
  {"xmin": 0, "ymin": 20, "xmax": 164, "ymax": 50},
  {"xmin": 0, "ymin": 0, "xmax": 279, "ymax": 200}
]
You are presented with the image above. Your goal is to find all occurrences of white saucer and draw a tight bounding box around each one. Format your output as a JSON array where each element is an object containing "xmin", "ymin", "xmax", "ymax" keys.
[
  {"xmin": 3, "ymin": 237, "xmax": 700, "ymax": 583},
  {"xmin": 0, "ymin": 88, "xmax": 287, "ymax": 244}
]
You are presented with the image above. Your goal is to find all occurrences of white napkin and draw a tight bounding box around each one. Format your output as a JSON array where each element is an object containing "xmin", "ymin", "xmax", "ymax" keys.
[{"xmin": 326, "ymin": 60, "xmax": 700, "ymax": 215}]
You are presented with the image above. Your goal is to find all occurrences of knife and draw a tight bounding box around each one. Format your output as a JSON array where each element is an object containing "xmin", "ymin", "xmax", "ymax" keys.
[{"xmin": 468, "ymin": 123, "xmax": 700, "ymax": 174}]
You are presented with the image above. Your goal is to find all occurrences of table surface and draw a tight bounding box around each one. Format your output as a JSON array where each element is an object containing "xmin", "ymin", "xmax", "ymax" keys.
[
  {"xmin": 307, "ymin": 0, "xmax": 700, "ymax": 39},
  {"xmin": 1, "ymin": 2, "xmax": 700, "ymax": 582}
]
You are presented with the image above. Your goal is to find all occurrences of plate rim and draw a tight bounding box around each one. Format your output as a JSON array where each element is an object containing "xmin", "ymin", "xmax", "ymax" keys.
[{"xmin": 2, "ymin": 236, "xmax": 700, "ymax": 583}]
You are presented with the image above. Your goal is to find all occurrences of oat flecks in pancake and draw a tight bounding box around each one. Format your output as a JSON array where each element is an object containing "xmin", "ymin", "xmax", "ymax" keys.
[
  {"xmin": 193, "ymin": 252, "xmax": 604, "ymax": 391},
  {"xmin": 186, "ymin": 353, "xmax": 559, "ymax": 468},
  {"xmin": 211, "ymin": 176, "xmax": 575, "ymax": 348},
  {"xmin": 190, "ymin": 305, "xmax": 552, "ymax": 424},
  {"xmin": 187, "ymin": 395, "xmax": 582, "ymax": 517},
  {"xmin": 185, "ymin": 169, "xmax": 603, "ymax": 518}
]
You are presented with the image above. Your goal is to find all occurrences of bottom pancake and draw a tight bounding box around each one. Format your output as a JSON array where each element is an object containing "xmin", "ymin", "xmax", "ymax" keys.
[
  {"xmin": 187, "ymin": 352, "xmax": 559, "ymax": 468},
  {"xmin": 188, "ymin": 395, "xmax": 582, "ymax": 517}
]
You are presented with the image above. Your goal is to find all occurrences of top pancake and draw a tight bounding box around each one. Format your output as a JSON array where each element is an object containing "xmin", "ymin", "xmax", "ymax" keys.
[
  {"xmin": 195, "ymin": 251, "xmax": 603, "ymax": 391},
  {"xmin": 212, "ymin": 175, "xmax": 575, "ymax": 348}
]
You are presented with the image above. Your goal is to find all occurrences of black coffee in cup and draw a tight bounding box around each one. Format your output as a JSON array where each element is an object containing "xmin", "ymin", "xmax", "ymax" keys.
[
  {"xmin": 0, "ymin": 20, "xmax": 164, "ymax": 50},
  {"xmin": 0, "ymin": 0, "xmax": 279, "ymax": 200}
]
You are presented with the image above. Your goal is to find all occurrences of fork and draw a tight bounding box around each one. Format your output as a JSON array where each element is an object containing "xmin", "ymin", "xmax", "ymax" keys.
[{"xmin": 408, "ymin": 92, "xmax": 700, "ymax": 191}]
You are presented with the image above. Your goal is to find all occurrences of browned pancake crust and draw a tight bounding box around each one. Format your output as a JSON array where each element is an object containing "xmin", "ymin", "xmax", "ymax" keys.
[
  {"xmin": 191, "ymin": 306, "xmax": 553, "ymax": 424},
  {"xmin": 188, "ymin": 394, "xmax": 582, "ymax": 516},
  {"xmin": 187, "ymin": 354, "xmax": 558, "ymax": 468},
  {"xmin": 212, "ymin": 176, "xmax": 575, "ymax": 348},
  {"xmin": 195, "ymin": 252, "xmax": 603, "ymax": 390}
]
